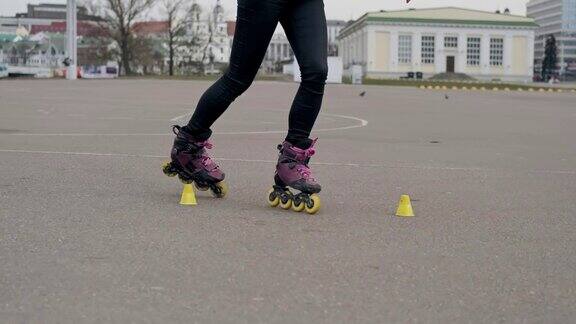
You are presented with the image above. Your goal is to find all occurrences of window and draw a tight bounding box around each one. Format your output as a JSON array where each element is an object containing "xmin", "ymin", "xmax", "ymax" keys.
[
  {"xmin": 444, "ymin": 36, "xmax": 458, "ymax": 48},
  {"xmin": 421, "ymin": 36, "xmax": 435, "ymax": 64},
  {"xmin": 467, "ymin": 37, "xmax": 481, "ymax": 66},
  {"xmin": 398, "ymin": 35, "xmax": 412, "ymax": 64},
  {"xmin": 490, "ymin": 38, "xmax": 504, "ymax": 66}
]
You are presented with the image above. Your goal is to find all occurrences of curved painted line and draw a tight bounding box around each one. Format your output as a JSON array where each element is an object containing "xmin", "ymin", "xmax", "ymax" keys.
[
  {"xmin": 1, "ymin": 112, "xmax": 368, "ymax": 136},
  {"xmin": 0, "ymin": 149, "xmax": 574, "ymax": 175}
]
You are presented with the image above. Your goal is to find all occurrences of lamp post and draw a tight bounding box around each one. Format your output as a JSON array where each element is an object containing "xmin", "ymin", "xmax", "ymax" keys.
[{"xmin": 66, "ymin": 0, "xmax": 77, "ymax": 80}]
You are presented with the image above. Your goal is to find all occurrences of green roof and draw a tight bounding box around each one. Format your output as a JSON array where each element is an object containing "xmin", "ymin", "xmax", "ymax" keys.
[{"xmin": 340, "ymin": 7, "xmax": 538, "ymax": 38}]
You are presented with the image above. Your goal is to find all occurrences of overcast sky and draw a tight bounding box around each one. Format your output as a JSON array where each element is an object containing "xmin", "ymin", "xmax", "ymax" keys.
[{"xmin": 0, "ymin": 0, "xmax": 531, "ymax": 20}]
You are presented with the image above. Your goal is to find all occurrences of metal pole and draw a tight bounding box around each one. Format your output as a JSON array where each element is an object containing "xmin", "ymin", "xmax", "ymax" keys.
[{"xmin": 66, "ymin": 0, "xmax": 77, "ymax": 80}]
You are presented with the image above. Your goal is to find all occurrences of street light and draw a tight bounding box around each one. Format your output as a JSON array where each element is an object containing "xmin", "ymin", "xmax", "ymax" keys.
[{"xmin": 66, "ymin": 0, "xmax": 77, "ymax": 80}]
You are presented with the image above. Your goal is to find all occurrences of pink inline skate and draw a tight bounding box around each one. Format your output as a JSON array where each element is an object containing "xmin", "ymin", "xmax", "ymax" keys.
[
  {"xmin": 267, "ymin": 139, "xmax": 321, "ymax": 214},
  {"xmin": 162, "ymin": 125, "xmax": 228, "ymax": 198}
]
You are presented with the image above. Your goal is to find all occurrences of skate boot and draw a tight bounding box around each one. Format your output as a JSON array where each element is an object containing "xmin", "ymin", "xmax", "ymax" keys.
[
  {"xmin": 162, "ymin": 125, "xmax": 228, "ymax": 198},
  {"xmin": 267, "ymin": 139, "xmax": 321, "ymax": 214}
]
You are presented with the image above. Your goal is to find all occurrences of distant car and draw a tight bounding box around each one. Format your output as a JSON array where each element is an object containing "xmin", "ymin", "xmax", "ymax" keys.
[{"xmin": 0, "ymin": 65, "xmax": 8, "ymax": 78}]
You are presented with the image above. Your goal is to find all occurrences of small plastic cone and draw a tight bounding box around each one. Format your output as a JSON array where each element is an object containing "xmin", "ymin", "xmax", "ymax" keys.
[
  {"xmin": 396, "ymin": 195, "xmax": 415, "ymax": 217},
  {"xmin": 180, "ymin": 184, "xmax": 197, "ymax": 206}
]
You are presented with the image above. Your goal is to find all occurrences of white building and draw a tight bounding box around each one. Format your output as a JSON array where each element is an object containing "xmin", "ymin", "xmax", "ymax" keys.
[
  {"xmin": 338, "ymin": 7, "xmax": 538, "ymax": 81},
  {"xmin": 527, "ymin": 0, "xmax": 576, "ymax": 75},
  {"xmin": 1, "ymin": 32, "xmax": 66, "ymax": 69},
  {"xmin": 181, "ymin": 0, "xmax": 231, "ymax": 65},
  {"xmin": 260, "ymin": 19, "xmax": 346, "ymax": 73},
  {"xmin": 263, "ymin": 33, "xmax": 293, "ymax": 72},
  {"xmin": 327, "ymin": 20, "xmax": 347, "ymax": 56}
]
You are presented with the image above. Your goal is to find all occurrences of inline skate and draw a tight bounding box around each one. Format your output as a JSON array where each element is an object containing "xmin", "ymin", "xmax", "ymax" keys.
[
  {"xmin": 162, "ymin": 125, "xmax": 228, "ymax": 198},
  {"xmin": 267, "ymin": 139, "xmax": 321, "ymax": 214}
]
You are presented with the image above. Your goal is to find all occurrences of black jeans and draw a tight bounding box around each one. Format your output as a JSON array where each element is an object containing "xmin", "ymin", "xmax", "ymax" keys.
[{"xmin": 186, "ymin": 0, "xmax": 328, "ymax": 148}]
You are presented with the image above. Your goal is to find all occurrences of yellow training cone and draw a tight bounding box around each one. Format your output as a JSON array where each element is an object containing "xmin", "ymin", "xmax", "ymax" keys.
[
  {"xmin": 180, "ymin": 184, "xmax": 197, "ymax": 206},
  {"xmin": 396, "ymin": 195, "xmax": 415, "ymax": 217}
]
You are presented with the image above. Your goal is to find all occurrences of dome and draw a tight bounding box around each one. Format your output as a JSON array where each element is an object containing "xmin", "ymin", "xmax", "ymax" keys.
[
  {"xmin": 190, "ymin": 1, "xmax": 201, "ymax": 14},
  {"xmin": 214, "ymin": 0, "xmax": 224, "ymax": 16}
]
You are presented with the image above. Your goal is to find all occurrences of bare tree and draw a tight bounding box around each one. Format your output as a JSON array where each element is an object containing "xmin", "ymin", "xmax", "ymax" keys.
[
  {"xmin": 86, "ymin": 0, "xmax": 156, "ymax": 75},
  {"xmin": 131, "ymin": 36, "xmax": 157, "ymax": 74},
  {"xmin": 161, "ymin": 0, "xmax": 188, "ymax": 76}
]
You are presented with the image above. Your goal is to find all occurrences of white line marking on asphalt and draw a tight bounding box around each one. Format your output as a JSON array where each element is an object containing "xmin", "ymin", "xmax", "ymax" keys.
[
  {"xmin": 170, "ymin": 112, "xmax": 191, "ymax": 122},
  {"xmin": 1, "ymin": 113, "xmax": 369, "ymax": 136},
  {"xmin": 1, "ymin": 149, "xmax": 574, "ymax": 175}
]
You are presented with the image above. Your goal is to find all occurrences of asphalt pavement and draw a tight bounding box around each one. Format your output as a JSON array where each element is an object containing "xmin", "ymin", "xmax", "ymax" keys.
[{"xmin": 1, "ymin": 79, "xmax": 575, "ymax": 323}]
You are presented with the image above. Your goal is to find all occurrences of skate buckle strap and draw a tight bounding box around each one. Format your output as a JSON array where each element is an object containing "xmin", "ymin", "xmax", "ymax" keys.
[
  {"xmin": 197, "ymin": 141, "xmax": 218, "ymax": 169},
  {"xmin": 294, "ymin": 138, "xmax": 317, "ymax": 180},
  {"xmin": 296, "ymin": 165, "xmax": 313, "ymax": 180},
  {"xmin": 199, "ymin": 141, "xmax": 213, "ymax": 150},
  {"xmin": 292, "ymin": 138, "xmax": 318, "ymax": 160}
]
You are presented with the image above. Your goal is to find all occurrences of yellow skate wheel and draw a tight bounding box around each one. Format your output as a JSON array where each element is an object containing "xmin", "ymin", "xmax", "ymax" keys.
[
  {"xmin": 210, "ymin": 181, "xmax": 228, "ymax": 198},
  {"xmin": 162, "ymin": 161, "xmax": 177, "ymax": 177},
  {"xmin": 279, "ymin": 199, "xmax": 292, "ymax": 210},
  {"xmin": 178, "ymin": 174, "xmax": 193, "ymax": 184},
  {"xmin": 304, "ymin": 194, "xmax": 321, "ymax": 215},
  {"xmin": 279, "ymin": 191, "xmax": 292, "ymax": 210},
  {"xmin": 291, "ymin": 196, "xmax": 305, "ymax": 212},
  {"xmin": 267, "ymin": 188, "xmax": 280, "ymax": 207}
]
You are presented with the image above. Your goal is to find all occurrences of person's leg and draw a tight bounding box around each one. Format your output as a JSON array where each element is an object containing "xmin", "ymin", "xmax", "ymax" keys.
[
  {"xmin": 280, "ymin": 0, "xmax": 328, "ymax": 149},
  {"xmin": 184, "ymin": 0, "xmax": 286, "ymax": 140}
]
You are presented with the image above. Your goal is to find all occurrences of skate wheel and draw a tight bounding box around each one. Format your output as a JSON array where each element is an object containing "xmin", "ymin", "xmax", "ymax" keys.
[
  {"xmin": 279, "ymin": 191, "xmax": 292, "ymax": 210},
  {"xmin": 279, "ymin": 199, "xmax": 292, "ymax": 210},
  {"xmin": 267, "ymin": 188, "xmax": 280, "ymax": 207},
  {"xmin": 178, "ymin": 174, "xmax": 193, "ymax": 184},
  {"xmin": 194, "ymin": 183, "xmax": 209, "ymax": 192},
  {"xmin": 210, "ymin": 181, "xmax": 228, "ymax": 198},
  {"xmin": 291, "ymin": 195, "xmax": 305, "ymax": 212},
  {"xmin": 304, "ymin": 194, "xmax": 321, "ymax": 215},
  {"xmin": 162, "ymin": 161, "xmax": 177, "ymax": 177}
]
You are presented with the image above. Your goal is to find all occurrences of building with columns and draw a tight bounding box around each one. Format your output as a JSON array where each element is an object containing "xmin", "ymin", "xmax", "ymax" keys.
[
  {"xmin": 263, "ymin": 33, "xmax": 294, "ymax": 72},
  {"xmin": 338, "ymin": 7, "xmax": 538, "ymax": 81}
]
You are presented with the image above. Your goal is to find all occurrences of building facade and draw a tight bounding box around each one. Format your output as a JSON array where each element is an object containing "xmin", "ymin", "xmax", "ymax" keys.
[
  {"xmin": 1, "ymin": 32, "xmax": 66, "ymax": 68},
  {"xmin": 527, "ymin": 0, "xmax": 576, "ymax": 75},
  {"xmin": 338, "ymin": 7, "xmax": 538, "ymax": 81},
  {"xmin": 263, "ymin": 20, "xmax": 346, "ymax": 73},
  {"xmin": 327, "ymin": 20, "xmax": 347, "ymax": 56},
  {"xmin": 181, "ymin": 0, "xmax": 231, "ymax": 65},
  {"xmin": 18, "ymin": 3, "xmax": 92, "ymax": 20},
  {"xmin": 263, "ymin": 33, "xmax": 294, "ymax": 72},
  {"xmin": 0, "ymin": 3, "xmax": 101, "ymax": 32}
]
